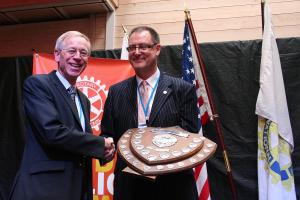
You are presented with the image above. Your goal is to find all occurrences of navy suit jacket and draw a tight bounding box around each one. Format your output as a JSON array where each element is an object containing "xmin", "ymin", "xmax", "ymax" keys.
[
  {"xmin": 10, "ymin": 71, "xmax": 106, "ymax": 200},
  {"xmin": 101, "ymin": 72, "xmax": 200, "ymax": 200}
]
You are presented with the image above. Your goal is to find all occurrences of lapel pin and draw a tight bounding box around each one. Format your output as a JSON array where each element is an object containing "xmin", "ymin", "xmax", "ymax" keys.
[{"xmin": 163, "ymin": 90, "xmax": 167, "ymax": 94}]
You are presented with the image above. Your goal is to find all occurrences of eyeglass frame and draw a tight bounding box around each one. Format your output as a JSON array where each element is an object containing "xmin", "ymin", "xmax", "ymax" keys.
[
  {"xmin": 60, "ymin": 48, "xmax": 90, "ymax": 58},
  {"xmin": 126, "ymin": 43, "xmax": 158, "ymax": 53}
]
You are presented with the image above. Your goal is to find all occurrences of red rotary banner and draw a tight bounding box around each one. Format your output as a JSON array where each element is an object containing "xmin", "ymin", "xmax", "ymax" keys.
[{"xmin": 33, "ymin": 53, "xmax": 135, "ymax": 200}]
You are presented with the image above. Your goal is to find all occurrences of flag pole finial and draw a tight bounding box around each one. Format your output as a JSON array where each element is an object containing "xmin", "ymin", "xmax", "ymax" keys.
[
  {"xmin": 122, "ymin": 25, "xmax": 128, "ymax": 34},
  {"xmin": 184, "ymin": 9, "xmax": 191, "ymax": 20}
]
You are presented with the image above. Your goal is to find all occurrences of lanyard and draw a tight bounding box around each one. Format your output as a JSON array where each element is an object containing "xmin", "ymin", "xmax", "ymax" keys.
[{"xmin": 137, "ymin": 76, "xmax": 160, "ymax": 120}]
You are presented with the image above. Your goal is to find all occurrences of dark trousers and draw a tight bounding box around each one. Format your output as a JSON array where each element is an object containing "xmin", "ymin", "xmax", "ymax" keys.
[{"xmin": 113, "ymin": 170, "xmax": 198, "ymax": 200}]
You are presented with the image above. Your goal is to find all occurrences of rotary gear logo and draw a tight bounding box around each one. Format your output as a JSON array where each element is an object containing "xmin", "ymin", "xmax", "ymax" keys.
[
  {"xmin": 76, "ymin": 76, "xmax": 108, "ymax": 133},
  {"xmin": 258, "ymin": 119, "xmax": 295, "ymax": 192}
]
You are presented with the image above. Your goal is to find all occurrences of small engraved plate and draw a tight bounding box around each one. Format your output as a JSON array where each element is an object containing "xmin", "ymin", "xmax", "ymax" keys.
[
  {"xmin": 122, "ymin": 150, "xmax": 129, "ymax": 155},
  {"xmin": 136, "ymin": 144, "xmax": 144, "ymax": 150},
  {"xmin": 148, "ymin": 155, "xmax": 157, "ymax": 161},
  {"xmin": 172, "ymin": 151, "xmax": 182, "ymax": 157},
  {"xmin": 167, "ymin": 164, "xmax": 174, "ymax": 169},
  {"xmin": 125, "ymin": 154, "xmax": 133, "ymax": 160},
  {"xmin": 121, "ymin": 139, "xmax": 127, "ymax": 144},
  {"xmin": 133, "ymin": 160, "xmax": 140, "ymax": 165},
  {"xmin": 133, "ymin": 139, "xmax": 141, "ymax": 144},
  {"xmin": 177, "ymin": 131, "xmax": 189, "ymax": 138},
  {"xmin": 178, "ymin": 162, "xmax": 185, "ymax": 167},
  {"xmin": 189, "ymin": 143, "xmax": 197, "ymax": 148},
  {"xmin": 193, "ymin": 138, "xmax": 202, "ymax": 143},
  {"xmin": 157, "ymin": 165, "xmax": 164, "ymax": 170},
  {"xmin": 159, "ymin": 153, "xmax": 170, "ymax": 159},
  {"xmin": 141, "ymin": 149, "xmax": 150, "ymax": 155},
  {"xmin": 197, "ymin": 153, "xmax": 204, "ymax": 158},
  {"xmin": 151, "ymin": 128, "xmax": 160, "ymax": 132},
  {"xmin": 203, "ymin": 148, "xmax": 210, "ymax": 153},
  {"xmin": 206, "ymin": 143, "xmax": 213, "ymax": 148},
  {"xmin": 181, "ymin": 147, "xmax": 191, "ymax": 153}
]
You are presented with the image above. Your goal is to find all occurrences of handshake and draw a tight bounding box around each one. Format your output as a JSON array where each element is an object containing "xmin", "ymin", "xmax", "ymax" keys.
[{"xmin": 103, "ymin": 137, "xmax": 115, "ymax": 163}]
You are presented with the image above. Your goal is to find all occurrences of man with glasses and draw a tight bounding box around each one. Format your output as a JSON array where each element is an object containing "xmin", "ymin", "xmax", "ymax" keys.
[
  {"xmin": 9, "ymin": 31, "xmax": 115, "ymax": 200},
  {"xmin": 101, "ymin": 26, "xmax": 199, "ymax": 200}
]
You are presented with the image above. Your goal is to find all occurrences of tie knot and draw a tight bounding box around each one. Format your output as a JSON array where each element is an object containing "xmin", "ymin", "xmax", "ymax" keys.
[
  {"xmin": 140, "ymin": 80, "xmax": 148, "ymax": 88},
  {"xmin": 68, "ymin": 86, "xmax": 77, "ymax": 95},
  {"xmin": 68, "ymin": 86, "xmax": 77, "ymax": 102},
  {"xmin": 139, "ymin": 81, "xmax": 148, "ymax": 93},
  {"xmin": 142, "ymin": 80, "xmax": 147, "ymax": 86}
]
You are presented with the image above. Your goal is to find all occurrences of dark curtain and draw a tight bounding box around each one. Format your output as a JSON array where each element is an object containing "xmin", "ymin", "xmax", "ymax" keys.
[
  {"xmin": 0, "ymin": 38, "xmax": 299, "ymax": 200},
  {"xmin": 0, "ymin": 56, "xmax": 32, "ymax": 200}
]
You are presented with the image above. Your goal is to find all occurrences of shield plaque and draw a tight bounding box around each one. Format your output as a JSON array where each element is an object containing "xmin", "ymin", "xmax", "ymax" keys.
[{"xmin": 117, "ymin": 126, "xmax": 217, "ymax": 176}]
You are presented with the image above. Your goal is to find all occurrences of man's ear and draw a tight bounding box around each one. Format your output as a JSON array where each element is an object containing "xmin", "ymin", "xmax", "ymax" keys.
[
  {"xmin": 155, "ymin": 44, "xmax": 161, "ymax": 56},
  {"xmin": 54, "ymin": 49, "xmax": 60, "ymax": 62}
]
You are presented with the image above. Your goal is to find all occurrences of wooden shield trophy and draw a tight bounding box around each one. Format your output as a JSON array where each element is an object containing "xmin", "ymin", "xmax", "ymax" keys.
[{"xmin": 117, "ymin": 126, "xmax": 217, "ymax": 178}]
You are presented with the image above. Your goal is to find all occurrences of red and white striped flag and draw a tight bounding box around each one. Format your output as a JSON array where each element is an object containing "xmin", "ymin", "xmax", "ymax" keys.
[{"xmin": 182, "ymin": 20, "xmax": 212, "ymax": 200}]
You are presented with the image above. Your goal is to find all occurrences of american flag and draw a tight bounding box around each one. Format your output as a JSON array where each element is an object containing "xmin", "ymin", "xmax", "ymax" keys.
[{"xmin": 182, "ymin": 20, "xmax": 212, "ymax": 200}]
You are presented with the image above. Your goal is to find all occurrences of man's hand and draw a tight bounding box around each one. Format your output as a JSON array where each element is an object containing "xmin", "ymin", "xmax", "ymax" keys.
[{"xmin": 104, "ymin": 137, "xmax": 115, "ymax": 162}]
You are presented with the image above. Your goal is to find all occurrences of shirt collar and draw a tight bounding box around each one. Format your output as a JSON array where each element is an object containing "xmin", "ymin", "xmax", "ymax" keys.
[
  {"xmin": 56, "ymin": 70, "xmax": 73, "ymax": 90},
  {"xmin": 136, "ymin": 68, "xmax": 160, "ymax": 89}
]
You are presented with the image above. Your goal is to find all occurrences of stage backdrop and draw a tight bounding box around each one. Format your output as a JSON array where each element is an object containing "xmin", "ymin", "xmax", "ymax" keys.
[{"xmin": 33, "ymin": 53, "xmax": 135, "ymax": 200}]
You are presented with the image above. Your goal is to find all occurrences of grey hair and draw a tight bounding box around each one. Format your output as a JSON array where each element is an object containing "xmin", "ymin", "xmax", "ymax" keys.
[{"xmin": 55, "ymin": 31, "xmax": 91, "ymax": 53}]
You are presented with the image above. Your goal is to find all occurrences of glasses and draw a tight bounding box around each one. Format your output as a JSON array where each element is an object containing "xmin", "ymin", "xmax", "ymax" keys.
[
  {"xmin": 61, "ymin": 48, "xmax": 89, "ymax": 58},
  {"xmin": 126, "ymin": 43, "xmax": 157, "ymax": 53}
]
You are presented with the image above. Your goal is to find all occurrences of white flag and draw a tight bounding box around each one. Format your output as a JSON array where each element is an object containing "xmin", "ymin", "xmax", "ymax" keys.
[
  {"xmin": 120, "ymin": 32, "xmax": 128, "ymax": 60},
  {"xmin": 255, "ymin": 3, "xmax": 296, "ymax": 200}
]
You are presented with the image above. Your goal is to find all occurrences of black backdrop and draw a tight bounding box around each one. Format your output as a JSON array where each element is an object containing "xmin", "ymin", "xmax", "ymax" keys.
[{"xmin": 0, "ymin": 38, "xmax": 299, "ymax": 200}]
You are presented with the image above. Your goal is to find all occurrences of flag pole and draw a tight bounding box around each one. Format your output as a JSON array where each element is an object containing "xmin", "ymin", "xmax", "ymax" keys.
[
  {"xmin": 122, "ymin": 25, "xmax": 128, "ymax": 40},
  {"xmin": 261, "ymin": 0, "xmax": 265, "ymax": 33},
  {"xmin": 184, "ymin": 9, "xmax": 237, "ymax": 200}
]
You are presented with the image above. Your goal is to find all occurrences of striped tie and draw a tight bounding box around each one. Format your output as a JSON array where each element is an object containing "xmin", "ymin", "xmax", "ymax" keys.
[
  {"xmin": 68, "ymin": 86, "xmax": 77, "ymax": 103},
  {"xmin": 138, "ymin": 81, "xmax": 150, "ymax": 126},
  {"xmin": 140, "ymin": 81, "xmax": 149, "ymax": 108}
]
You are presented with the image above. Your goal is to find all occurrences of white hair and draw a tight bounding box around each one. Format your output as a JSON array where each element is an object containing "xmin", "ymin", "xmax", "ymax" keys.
[{"xmin": 55, "ymin": 31, "xmax": 91, "ymax": 53}]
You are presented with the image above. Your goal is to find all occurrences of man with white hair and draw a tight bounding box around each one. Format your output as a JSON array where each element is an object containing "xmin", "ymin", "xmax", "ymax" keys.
[{"xmin": 9, "ymin": 31, "xmax": 115, "ymax": 200}]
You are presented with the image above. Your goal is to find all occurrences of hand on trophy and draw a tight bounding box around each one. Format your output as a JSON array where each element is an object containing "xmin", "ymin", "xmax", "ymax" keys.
[{"xmin": 104, "ymin": 137, "xmax": 115, "ymax": 162}]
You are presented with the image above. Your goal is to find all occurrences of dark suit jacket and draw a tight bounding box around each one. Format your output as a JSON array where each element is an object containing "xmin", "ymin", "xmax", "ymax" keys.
[
  {"xmin": 9, "ymin": 70, "xmax": 106, "ymax": 200},
  {"xmin": 101, "ymin": 72, "xmax": 200, "ymax": 200}
]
